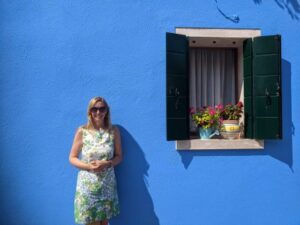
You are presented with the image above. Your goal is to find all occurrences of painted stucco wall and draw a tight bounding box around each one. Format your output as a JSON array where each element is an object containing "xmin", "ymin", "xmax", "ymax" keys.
[{"xmin": 1, "ymin": 1, "xmax": 299, "ymax": 225}]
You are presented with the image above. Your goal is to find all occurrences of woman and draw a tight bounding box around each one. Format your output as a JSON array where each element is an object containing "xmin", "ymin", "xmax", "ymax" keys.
[{"xmin": 69, "ymin": 97, "xmax": 122, "ymax": 225}]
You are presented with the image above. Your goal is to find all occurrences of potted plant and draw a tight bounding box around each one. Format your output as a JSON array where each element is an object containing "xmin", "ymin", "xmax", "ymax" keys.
[
  {"xmin": 190, "ymin": 106, "xmax": 222, "ymax": 139},
  {"xmin": 220, "ymin": 102, "xmax": 244, "ymax": 139}
]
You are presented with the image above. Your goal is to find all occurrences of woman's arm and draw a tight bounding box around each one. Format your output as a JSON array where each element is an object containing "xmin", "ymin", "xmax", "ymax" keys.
[
  {"xmin": 108, "ymin": 126, "xmax": 123, "ymax": 167},
  {"xmin": 69, "ymin": 128, "xmax": 92, "ymax": 171}
]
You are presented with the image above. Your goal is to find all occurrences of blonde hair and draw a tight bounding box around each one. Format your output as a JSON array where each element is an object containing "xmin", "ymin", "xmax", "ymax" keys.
[{"xmin": 86, "ymin": 96, "xmax": 112, "ymax": 131}]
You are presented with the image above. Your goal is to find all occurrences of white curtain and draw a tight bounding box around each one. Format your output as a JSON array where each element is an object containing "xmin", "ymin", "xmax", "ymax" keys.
[
  {"xmin": 190, "ymin": 48, "xmax": 236, "ymax": 108},
  {"xmin": 189, "ymin": 48, "xmax": 236, "ymax": 131}
]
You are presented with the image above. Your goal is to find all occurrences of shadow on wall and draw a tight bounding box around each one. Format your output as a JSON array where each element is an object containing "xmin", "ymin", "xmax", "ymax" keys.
[
  {"xmin": 110, "ymin": 126, "xmax": 160, "ymax": 225},
  {"xmin": 215, "ymin": 0, "xmax": 240, "ymax": 23},
  {"xmin": 253, "ymin": 0, "xmax": 300, "ymax": 20},
  {"xmin": 178, "ymin": 59, "xmax": 294, "ymax": 171}
]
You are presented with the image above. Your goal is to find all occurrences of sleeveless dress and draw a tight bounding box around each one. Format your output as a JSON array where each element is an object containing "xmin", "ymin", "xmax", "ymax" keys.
[{"xmin": 74, "ymin": 127, "xmax": 120, "ymax": 224}]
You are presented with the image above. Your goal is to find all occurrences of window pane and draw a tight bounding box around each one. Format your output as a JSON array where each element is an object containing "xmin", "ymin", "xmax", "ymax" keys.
[{"xmin": 189, "ymin": 48, "xmax": 237, "ymax": 131}]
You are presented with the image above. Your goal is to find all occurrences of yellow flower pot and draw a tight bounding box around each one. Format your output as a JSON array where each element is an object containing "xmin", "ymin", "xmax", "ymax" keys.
[{"xmin": 221, "ymin": 120, "xmax": 240, "ymax": 139}]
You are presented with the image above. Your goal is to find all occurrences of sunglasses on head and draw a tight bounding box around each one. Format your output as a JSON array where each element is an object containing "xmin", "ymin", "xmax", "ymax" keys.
[{"xmin": 90, "ymin": 106, "xmax": 107, "ymax": 113}]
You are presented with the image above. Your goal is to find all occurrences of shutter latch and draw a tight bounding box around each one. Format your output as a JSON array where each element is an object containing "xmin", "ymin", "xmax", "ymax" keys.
[
  {"xmin": 265, "ymin": 88, "xmax": 272, "ymax": 106},
  {"xmin": 168, "ymin": 87, "xmax": 181, "ymax": 111},
  {"xmin": 174, "ymin": 88, "xmax": 180, "ymax": 110}
]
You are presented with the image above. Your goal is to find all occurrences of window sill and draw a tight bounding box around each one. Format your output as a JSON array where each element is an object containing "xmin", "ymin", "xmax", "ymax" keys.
[{"xmin": 176, "ymin": 139, "xmax": 264, "ymax": 150}]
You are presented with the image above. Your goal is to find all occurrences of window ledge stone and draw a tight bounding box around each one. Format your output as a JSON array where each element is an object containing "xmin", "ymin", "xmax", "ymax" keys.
[{"xmin": 176, "ymin": 139, "xmax": 264, "ymax": 150}]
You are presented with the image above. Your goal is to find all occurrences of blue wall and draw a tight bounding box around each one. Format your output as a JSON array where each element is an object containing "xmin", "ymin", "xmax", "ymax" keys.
[{"xmin": 1, "ymin": 1, "xmax": 300, "ymax": 225}]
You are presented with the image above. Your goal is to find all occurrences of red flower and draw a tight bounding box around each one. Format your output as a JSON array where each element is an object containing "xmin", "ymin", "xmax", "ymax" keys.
[
  {"xmin": 189, "ymin": 107, "xmax": 196, "ymax": 114},
  {"xmin": 236, "ymin": 101, "xmax": 243, "ymax": 108}
]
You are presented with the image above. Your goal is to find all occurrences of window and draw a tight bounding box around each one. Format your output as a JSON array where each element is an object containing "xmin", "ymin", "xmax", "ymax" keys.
[
  {"xmin": 166, "ymin": 28, "xmax": 282, "ymax": 143},
  {"xmin": 189, "ymin": 47, "xmax": 238, "ymax": 134}
]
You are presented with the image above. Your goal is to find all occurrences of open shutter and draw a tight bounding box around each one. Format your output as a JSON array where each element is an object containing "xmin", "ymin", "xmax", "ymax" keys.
[
  {"xmin": 253, "ymin": 35, "xmax": 282, "ymax": 139},
  {"xmin": 243, "ymin": 38, "xmax": 253, "ymax": 138},
  {"xmin": 166, "ymin": 32, "xmax": 189, "ymax": 140}
]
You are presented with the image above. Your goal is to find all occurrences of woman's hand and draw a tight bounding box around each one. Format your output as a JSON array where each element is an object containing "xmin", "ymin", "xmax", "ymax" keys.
[{"xmin": 89, "ymin": 160, "xmax": 111, "ymax": 172}]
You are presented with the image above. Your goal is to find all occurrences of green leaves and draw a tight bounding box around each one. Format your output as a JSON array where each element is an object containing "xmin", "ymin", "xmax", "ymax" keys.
[
  {"xmin": 191, "ymin": 106, "xmax": 222, "ymax": 129},
  {"xmin": 190, "ymin": 102, "xmax": 244, "ymax": 129},
  {"xmin": 221, "ymin": 102, "xmax": 244, "ymax": 120}
]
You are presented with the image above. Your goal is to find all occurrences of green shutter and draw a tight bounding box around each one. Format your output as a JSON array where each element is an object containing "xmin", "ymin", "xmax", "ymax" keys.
[
  {"xmin": 243, "ymin": 38, "xmax": 253, "ymax": 138},
  {"xmin": 253, "ymin": 35, "xmax": 282, "ymax": 139},
  {"xmin": 166, "ymin": 32, "xmax": 189, "ymax": 140}
]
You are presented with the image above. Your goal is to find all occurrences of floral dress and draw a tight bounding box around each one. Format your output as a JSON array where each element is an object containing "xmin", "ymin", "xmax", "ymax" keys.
[{"xmin": 74, "ymin": 127, "xmax": 120, "ymax": 224}]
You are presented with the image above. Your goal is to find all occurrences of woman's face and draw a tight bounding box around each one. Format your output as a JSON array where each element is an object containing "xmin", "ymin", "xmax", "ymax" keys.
[{"xmin": 90, "ymin": 101, "xmax": 107, "ymax": 123}]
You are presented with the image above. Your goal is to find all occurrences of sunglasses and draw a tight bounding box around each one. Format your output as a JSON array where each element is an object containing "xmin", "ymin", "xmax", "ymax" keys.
[{"xmin": 90, "ymin": 106, "xmax": 107, "ymax": 113}]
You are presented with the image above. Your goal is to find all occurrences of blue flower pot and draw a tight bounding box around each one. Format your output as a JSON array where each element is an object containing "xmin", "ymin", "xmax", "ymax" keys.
[{"xmin": 199, "ymin": 127, "xmax": 219, "ymax": 139}]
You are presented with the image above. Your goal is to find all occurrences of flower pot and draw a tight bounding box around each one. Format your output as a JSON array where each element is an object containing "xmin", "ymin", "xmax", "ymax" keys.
[
  {"xmin": 199, "ymin": 127, "xmax": 219, "ymax": 140},
  {"xmin": 221, "ymin": 120, "xmax": 240, "ymax": 139}
]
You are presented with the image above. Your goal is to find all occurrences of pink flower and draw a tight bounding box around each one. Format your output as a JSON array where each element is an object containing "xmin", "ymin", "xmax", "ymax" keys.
[
  {"xmin": 210, "ymin": 119, "xmax": 214, "ymax": 124},
  {"xmin": 215, "ymin": 104, "xmax": 223, "ymax": 110},
  {"xmin": 209, "ymin": 109, "xmax": 216, "ymax": 115}
]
